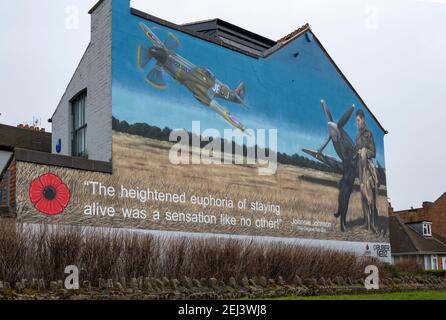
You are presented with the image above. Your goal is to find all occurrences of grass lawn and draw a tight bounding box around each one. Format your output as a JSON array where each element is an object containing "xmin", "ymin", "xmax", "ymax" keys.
[{"xmin": 266, "ymin": 291, "xmax": 446, "ymax": 300}]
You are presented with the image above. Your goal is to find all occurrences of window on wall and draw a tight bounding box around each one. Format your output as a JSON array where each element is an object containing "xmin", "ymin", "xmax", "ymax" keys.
[
  {"xmin": 424, "ymin": 255, "xmax": 432, "ymax": 270},
  {"xmin": 423, "ymin": 222, "xmax": 432, "ymax": 237},
  {"xmin": 424, "ymin": 255, "xmax": 439, "ymax": 270},
  {"xmin": 431, "ymin": 255, "xmax": 438, "ymax": 270},
  {"xmin": 72, "ymin": 91, "xmax": 87, "ymax": 158}
]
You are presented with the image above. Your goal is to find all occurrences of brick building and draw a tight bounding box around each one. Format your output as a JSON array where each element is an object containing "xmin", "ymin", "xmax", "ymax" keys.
[
  {"xmin": 0, "ymin": 124, "xmax": 51, "ymax": 215},
  {"xmin": 390, "ymin": 216, "xmax": 446, "ymax": 270},
  {"xmin": 390, "ymin": 193, "xmax": 446, "ymax": 239}
]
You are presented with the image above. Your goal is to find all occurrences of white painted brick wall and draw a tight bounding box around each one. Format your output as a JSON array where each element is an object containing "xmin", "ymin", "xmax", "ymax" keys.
[{"xmin": 52, "ymin": 0, "xmax": 112, "ymax": 162}]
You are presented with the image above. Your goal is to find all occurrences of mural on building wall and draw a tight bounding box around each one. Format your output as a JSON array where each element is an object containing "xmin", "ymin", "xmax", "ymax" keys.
[{"xmin": 15, "ymin": 8, "xmax": 390, "ymax": 247}]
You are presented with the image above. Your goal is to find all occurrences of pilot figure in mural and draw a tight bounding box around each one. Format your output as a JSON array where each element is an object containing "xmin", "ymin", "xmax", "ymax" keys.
[
  {"xmin": 302, "ymin": 100, "xmax": 357, "ymax": 232},
  {"xmin": 303, "ymin": 101, "xmax": 382, "ymax": 233},
  {"xmin": 355, "ymin": 109, "xmax": 379, "ymax": 233}
]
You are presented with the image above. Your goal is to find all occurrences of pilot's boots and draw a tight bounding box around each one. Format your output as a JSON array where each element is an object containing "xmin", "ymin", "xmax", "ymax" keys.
[{"xmin": 340, "ymin": 216, "xmax": 347, "ymax": 232}]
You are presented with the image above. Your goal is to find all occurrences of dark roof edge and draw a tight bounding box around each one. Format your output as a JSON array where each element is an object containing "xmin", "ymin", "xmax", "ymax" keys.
[
  {"xmin": 131, "ymin": 9, "xmax": 260, "ymax": 59},
  {"xmin": 0, "ymin": 146, "xmax": 14, "ymax": 152},
  {"xmin": 133, "ymin": 9, "xmax": 314, "ymax": 60},
  {"xmin": 184, "ymin": 18, "xmax": 277, "ymax": 47},
  {"xmin": 392, "ymin": 208, "xmax": 424, "ymax": 214},
  {"xmin": 88, "ymin": 0, "xmax": 105, "ymax": 14},
  {"xmin": 134, "ymin": 8, "xmax": 311, "ymax": 59},
  {"xmin": 15, "ymin": 148, "xmax": 112, "ymax": 174},
  {"xmin": 311, "ymin": 33, "xmax": 388, "ymax": 134}
]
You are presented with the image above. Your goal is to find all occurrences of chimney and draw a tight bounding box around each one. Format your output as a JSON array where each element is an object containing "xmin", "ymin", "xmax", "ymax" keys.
[
  {"xmin": 17, "ymin": 123, "xmax": 46, "ymax": 132},
  {"xmin": 422, "ymin": 202, "xmax": 433, "ymax": 209}
]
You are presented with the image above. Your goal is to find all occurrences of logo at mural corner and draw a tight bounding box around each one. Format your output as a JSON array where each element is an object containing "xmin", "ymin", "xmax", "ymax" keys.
[
  {"xmin": 364, "ymin": 244, "xmax": 390, "ymax": 258},
  {"xmin": 373, "ymin": 244, "xmax": 391, "ymax": 258},
  {"xmin": 364, "ymin": 244, "xmax": 372, "ymax": 256},
  {"xmin": 29, "ymin": 173, "xmax": 71, "ymax": 216}
]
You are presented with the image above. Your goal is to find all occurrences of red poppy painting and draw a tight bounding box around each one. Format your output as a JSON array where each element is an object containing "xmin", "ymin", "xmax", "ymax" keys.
[{"xmin": 29, "ymin": 173, "xmax": 71, "ymax": 216}]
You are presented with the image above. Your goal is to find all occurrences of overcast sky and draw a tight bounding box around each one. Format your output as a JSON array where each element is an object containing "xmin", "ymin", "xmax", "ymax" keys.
[{"xmin": 0, "ymin": 0, "xmax": 445, "ymax": 210}]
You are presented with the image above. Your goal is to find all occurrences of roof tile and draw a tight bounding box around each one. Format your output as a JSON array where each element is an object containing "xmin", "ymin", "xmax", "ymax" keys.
[{"xmin": 277, "ymin": 23, "xmax": 310, "ymax": 43}]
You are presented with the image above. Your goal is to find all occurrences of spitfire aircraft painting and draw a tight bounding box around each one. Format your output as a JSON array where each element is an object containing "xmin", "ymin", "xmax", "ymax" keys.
[{"xmin": 137, "ymin": 23, "xmax": 248, "ymax": 133}]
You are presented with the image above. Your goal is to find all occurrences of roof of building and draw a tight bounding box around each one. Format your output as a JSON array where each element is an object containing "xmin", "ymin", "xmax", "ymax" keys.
[
  {"xmin": 87, "ymin": 1, "xmax": 387, "ymax": 133},
  {"xmin": 393, "ymin": 192, "xmax": 446, "ymax": 215},
  {"xmin": 389, "ymin": 216, "xmax": 446, "ymax": 255},
  {"xmin": 130, "ymin": 8, "xmax": 289, "ymax": 59},
  {"xmin": 182, "ymin": 18, "xmax": 277, "ymax": 56},
  {"xmin": 0, "ymin": 124, "xmax": 51, "ymax": 153},
  {"xmin": 0, "ymin": 124, "xmax": 111, "ymax": 175},
  {"xmin": 277, "ymin": 24, "xmax": 311, "ymax": 43}
]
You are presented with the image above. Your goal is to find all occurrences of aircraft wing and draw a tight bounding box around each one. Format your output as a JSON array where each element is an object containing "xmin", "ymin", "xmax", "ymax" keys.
[
  {"xmin": 303, "ymin": 148, "xmax": 388, "ymax": 187},
  {"xmin": 302, "ymin": 148, "xmax": 344, "ymax": 173},
  {"xmin": 209, "ymin": 100, "xmax": 247, "ymax": 133}
]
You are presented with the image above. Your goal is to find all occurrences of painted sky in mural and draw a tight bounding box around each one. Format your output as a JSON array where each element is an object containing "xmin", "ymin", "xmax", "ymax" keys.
[{"xmin": 112, "ymin": 17, "xmax": 386, "ymax": 166}]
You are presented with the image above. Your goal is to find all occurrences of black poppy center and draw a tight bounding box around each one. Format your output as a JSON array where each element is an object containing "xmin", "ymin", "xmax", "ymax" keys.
[{"xmin": 43, "ymin": 186, "xmax": 57, "ymax": 201}]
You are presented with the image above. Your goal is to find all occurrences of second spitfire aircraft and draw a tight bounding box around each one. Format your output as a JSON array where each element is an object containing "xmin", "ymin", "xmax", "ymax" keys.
[
  {"xmin": 137, "ymin": 22, "xmax": 248, "ymax": 133},
  {"xmin": 302, "ymin": 100, "xmax": 386, "ymax": 187}
]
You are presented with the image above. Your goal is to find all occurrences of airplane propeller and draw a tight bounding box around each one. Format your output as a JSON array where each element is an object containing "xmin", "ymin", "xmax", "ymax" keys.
[
  {"xmin": 164, "ymin": 32, "xmax": 181, "ymax": 50},
  {"xmin": 321, "ymin": 99, "xmax": 334, "ymax": 123}
]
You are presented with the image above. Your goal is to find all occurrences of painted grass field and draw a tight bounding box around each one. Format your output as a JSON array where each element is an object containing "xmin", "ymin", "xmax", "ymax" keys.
[{"xmin": 111, "ymin": 132, "xmax": 389, "ymax": 242}]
